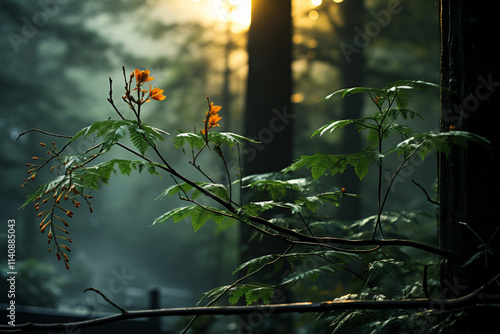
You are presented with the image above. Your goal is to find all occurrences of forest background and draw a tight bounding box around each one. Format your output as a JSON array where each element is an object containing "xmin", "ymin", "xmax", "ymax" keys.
[{"xmin": 0, "ymin": 0, "xmax": 440, "ymax": 331}]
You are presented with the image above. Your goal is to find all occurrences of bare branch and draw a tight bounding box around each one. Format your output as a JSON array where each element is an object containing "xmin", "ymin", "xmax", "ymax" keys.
[
  {"xmin": 2, "ymin": 292, "xmax": 499, "ymax": 333},
  {"xmin": 84, "ymin": 287, "xmax": 127, "ymax": 314},
  {"xmin": 17, "ymin": 128, "xmax": 72, "ymax": 140}
]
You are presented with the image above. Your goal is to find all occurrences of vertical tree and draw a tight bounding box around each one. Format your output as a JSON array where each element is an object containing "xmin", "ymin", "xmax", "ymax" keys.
[
  {"xmin": 439, "ymin": 0, "xmax": 500, "ymax": 332},
  {"xmin": 240, "ymin": 1, "xmax": 293, "ymax": 331},
  {"xmin": 244, "ymin": 0, "xmax": 293, "ymax": 175},
  {"xmin": 241, "ymin": 0, "xmax": 293, "ymax": 259}
]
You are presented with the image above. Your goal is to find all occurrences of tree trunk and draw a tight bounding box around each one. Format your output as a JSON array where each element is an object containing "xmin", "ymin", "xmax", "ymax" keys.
[
  {"xmin": 439, "ymin": 0, "xmax": 500, "ymax": 332},
  {"xmin": 239, "ymin": 1, "xmax": 293, "ymax": 332},
  {"xmin": 244, "ymin": 0, "xmax": 293, "ymax": 176},
  {"xmin": 337, "ymin": 0, "xmax": 365, "ymax": 222},
  {"xmin": 241, "ymin": 0, "xmax": 293, "ymax": 259}
]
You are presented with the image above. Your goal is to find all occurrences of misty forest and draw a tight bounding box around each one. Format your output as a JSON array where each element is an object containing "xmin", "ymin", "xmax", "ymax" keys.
[{"xmin": 1, "ymin": 0, "xmax": 499, "ymax": 333}]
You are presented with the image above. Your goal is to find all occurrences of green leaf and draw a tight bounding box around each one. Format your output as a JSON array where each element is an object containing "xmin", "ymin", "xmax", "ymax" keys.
[
  {"xmin": 71, "ymin": 120, "xmax": 125, "ymax": 142},
  {"xmin": 368, "ymin": 259, "xmax": 406, "ymax": 282},
  {"xmin": 228, "ymin": 284, "xmax": 274, "ymax": 305},
  {"xmin": 208, "ymin": 132, "xmax": 260, "ymax": 151},
  {"xmin": 192, "ymin": 183, "xmax": 229, "ymax": 201},
  {"xmin": 388, "ymin": 130, "xmax": 491, "ymax": 159},
  {"xmin": 102, "ymin": 124, "xmax": 127, "ymax": 152},
  {"xmin": 155, "ymin": 182, "xmax": 228, "ymax": 202},
  {"xmin": 245, "ymin": 286, "xmax": 274, "ymax": 305},
  {"xmin": 381, "ymin": 107, "xmax": 425, "ymax": 121},
  {"xmin": 323, "ymin": 80, "xmax": 444, "ymax": 109},
  {"xmin": 244, "ymin": 178, "xmax": 308, "ymax": 201},
  {"xmin": 127, "ymin": 122, "xmax": 166, "ymax": 155},
  {"xmin": 232, "ymin": 251, "xmax": 359, "ymax": 277},
  {"xmin": 152, "ymin": 206, "xmax": 195, "ymax": 225},
  {"xmin": 197, "ymin": 285, "xmax": 231, "ymax": 306},
  {"xmin": 232, "ymin": 254, "xmax": 277, "ymax": 275},
  {"xmin": 128, "ymin": 126, "xmax": 149, "ymax": 156},
  {"xmin": 239, "ymin": 201, "xmax": 302, "ymax": 216},
  {"xmin": 116, "ymin": 159, "xmax": 133, "ymax": 176},
  {"xmin": 324, "ymin": 87, "xmax": 383, "ymax": 101},
  {"xmin": 283, "ymin": 150, "xmax": 380, "ymax": 181},
  {"xmin": 80, "ymin": 165, "xmax": 114, "ymax": 189},
  {"xmin": 84, "ymin": 159, "xmax": 160, "ymax": 185},
  {"xmin": 152, "ymin": 205, "xmax": 233, "ymax": 231},
  {"xmin": 70, "ymin": 120, "xmax": 167, "ymax": 155},
  {"xmin": 155, "ymin": 183, "xmax": 195, "ymax": 201},
  {"xmin": 281, "ymin": 265, "xmax": 336, "ymax": 285},
  {"xmin": 173, "ymin": 132, "xmax": 206, "ymax": 150},
  {"xmin": 312, "ymin": 119, "xmax": 356, "ymax": 137},
  {"xmin": 21, "ymin": 175, "xmax": 69, "ymax": 208},
  {"xmin": 21, "ymin": 159, "xmax": 160, "ymax": 209},
  {"xmin": 173, "ymin": 131, "xmax": 260, "ymax": 154}
]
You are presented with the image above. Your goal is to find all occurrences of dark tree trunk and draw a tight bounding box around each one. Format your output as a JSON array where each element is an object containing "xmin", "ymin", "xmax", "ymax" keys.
[
  {"xmin": 238, "ymin": 1, "xmax": 293, "ymax": 332},
  {"xmin": 243, "ymin": 0, "xmax": 293, "ymax": 176},
  {"xmin": 439, "ymin": 0, "xmax": 500, "ymax": 332},
  {"xmin": 241, "ymin": 0, "xmax": 293, "ymax": 259}
]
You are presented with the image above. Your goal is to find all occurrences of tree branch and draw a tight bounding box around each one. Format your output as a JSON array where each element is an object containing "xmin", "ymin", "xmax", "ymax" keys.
[
  {"xmin": 3, "ymin": 293, "xmax": 499, "ymax": 333},
  {"xmin": 17, "ymin": 128, "xmax": 72, "ymax": 140},
  {"xmin": 83, "ymin": 287, "xmax": 127, "ymax": 314}
]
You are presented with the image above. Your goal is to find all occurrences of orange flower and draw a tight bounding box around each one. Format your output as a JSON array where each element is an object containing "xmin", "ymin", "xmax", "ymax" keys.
[
  {"xmin": 148, "ymin": 84, "xmax": 166, "ymax": 101},
  {"xmin": 201, "ymin": 102, "xmax": 222, "ymax": 135},
  {"xmin": 208, "ymin": 114, "xmax": 222, "ymax": 128},
  {"xmin": 133, "ymin": 68, "xmax": 154, "ymax": 87},
  {"xmin": 209, "ymin": 102, "xmax": 222, "ymax": 115}
]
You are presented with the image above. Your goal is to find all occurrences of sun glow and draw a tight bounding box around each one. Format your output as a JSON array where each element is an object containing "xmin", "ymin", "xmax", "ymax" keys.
[
  {"xmin": 228, "ymin": 1, "xmax": 251, "ymax": 27},
  {"xmin": 213, "ymin": 0, "xmax": 251, "ymax": 29}
]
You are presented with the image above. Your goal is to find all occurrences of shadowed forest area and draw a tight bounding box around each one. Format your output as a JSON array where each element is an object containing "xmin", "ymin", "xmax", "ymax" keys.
[{"xmin": 4, "ymin": 1, "xmax": 497, "ymax": 333}]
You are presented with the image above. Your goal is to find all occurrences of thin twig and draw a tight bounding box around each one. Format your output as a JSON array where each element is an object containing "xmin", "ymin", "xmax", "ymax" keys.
[
  {"xmin": 84, "ymin": 287, "xmax": 128, "ymax": 314},
  {"xmin": 17, "ymin": 128, "xmax": 72, "ymax": 140},
  {"xmin": 412, "ymin": 178, "xmax": 457, "ymax": 219},
  {"xmin": 373, "ymin": 90, "xmax": 399, "ymax": 239},
  {"xmin": 107, "ymin": 77, "xmax": 126, "ymax": 120},
  {"xmin": 217, "ymin": 146, "xmax": 232, "ymax": 203},
  {"xmin": 372, "ymin": 140, "xmax": 427, "ymax": 240}
]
